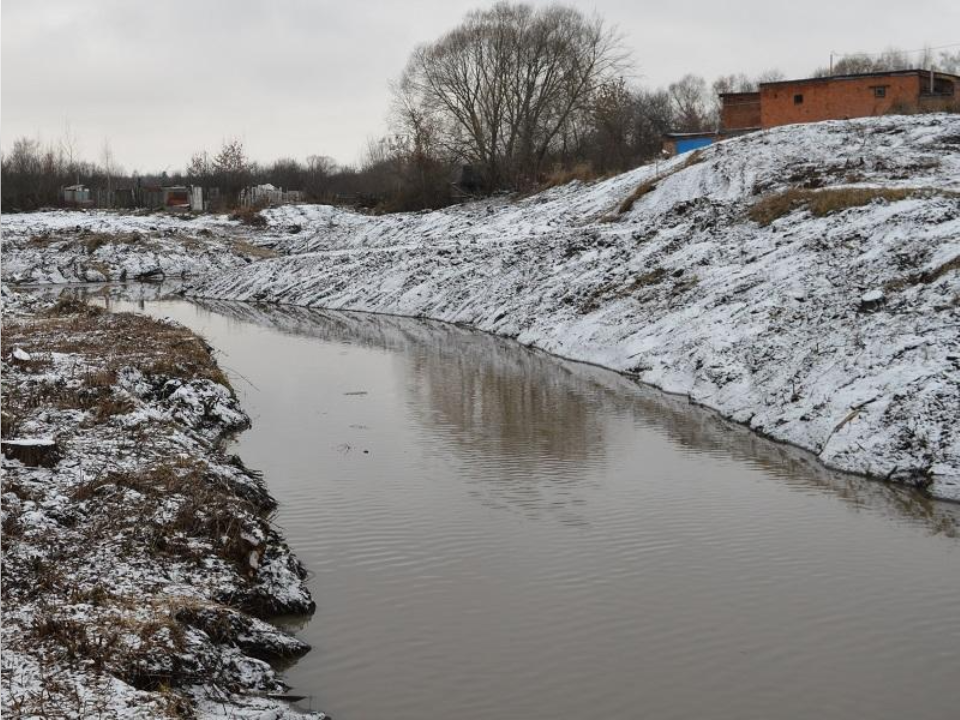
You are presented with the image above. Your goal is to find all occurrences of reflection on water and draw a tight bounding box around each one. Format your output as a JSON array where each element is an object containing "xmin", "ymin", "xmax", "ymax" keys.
[
  {"xmin": 195, "ymin": 299, "xmax": 959, "ymax": 536},
  {"xmin": 67, "ymin": 289, "xmax": 960, "ymax": 720}
]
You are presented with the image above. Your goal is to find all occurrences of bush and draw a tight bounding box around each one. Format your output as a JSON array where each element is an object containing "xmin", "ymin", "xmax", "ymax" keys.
[{"xmin": 231, "ymin": 204, "xmax": 267, "ymax": 226}]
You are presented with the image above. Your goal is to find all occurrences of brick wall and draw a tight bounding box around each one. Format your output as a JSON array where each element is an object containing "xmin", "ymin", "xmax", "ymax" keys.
[
  {"xmin": 721, "ymin": 93, "xmax": 761, "ymax": 131},
  {"xmin": 760, "ymin": 75, "xmax": 921, "ymax": 128}
]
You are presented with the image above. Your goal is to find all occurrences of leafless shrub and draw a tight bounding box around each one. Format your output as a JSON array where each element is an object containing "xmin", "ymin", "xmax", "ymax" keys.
[{"xmin": 231, "ymin": 204, "xmax": 266, "ymax": 226}]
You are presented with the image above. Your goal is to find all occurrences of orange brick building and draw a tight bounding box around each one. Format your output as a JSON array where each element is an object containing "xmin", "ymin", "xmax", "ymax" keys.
[{"xmin": 721, "ymin": 69, "xmax": 959, "ymax": 132}]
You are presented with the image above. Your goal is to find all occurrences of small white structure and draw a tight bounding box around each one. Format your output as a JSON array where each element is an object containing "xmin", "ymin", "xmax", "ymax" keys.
[
  {"xmin": 190, "ymin": 186, "xmax": 204, "ymax": 212},
  {"xmin": 61, "ymin": 184, "xmax": 93, "ymax": 206},
  {"xmin": 240, "ymin": 184, "xmax": 303, "ymax": 207}
]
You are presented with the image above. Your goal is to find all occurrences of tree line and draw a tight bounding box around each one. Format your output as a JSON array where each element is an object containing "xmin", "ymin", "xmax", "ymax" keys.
[{"xmin": 4, "ymin": 2, "xmax": 959, "ymax": 213}]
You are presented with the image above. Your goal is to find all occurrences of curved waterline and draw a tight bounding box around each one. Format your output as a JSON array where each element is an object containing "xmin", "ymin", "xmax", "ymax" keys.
[{"xmin": 69, "ymin": 287, "xmax": 960, "ymax": 720}]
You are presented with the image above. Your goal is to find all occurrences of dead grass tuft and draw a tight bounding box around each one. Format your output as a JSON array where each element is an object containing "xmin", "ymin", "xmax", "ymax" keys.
[
  {"xmin": 618, "ymin": 178, "xmax": 659, "ymax": 215},
  {"xmin": 72, "ymin": 460, "xmax": 266, "ymax": 573},
  {"xmin": 748, "ymin": 186, "xmax": 960, "ymax": 226},
  {"xmin": 81, "ymin": 232, "xmax": 143, "ymax": 254},
  {"xmin": 617, "ymin": 151, "xmax": 704, "ymax": 216},
  {"xmin": 541, "ymin": 162, "xmax": 599, "ymax": 189},
  {"xmin": 885, "ymin": 254, "xmax": 960, "ymax": 293},
  {"xmin": 231, "ymin": 240, "xmax": 278, "ymax": 259},
  {"xmin": 231, "ymin": 205, "xmax": 267, "ymax": 227},
  {"xmin": 21, "ymin": 303, "xmax": 230, "ymax": 389},
  {"xmin": 43, "ymin": 296, "xmax": 106, "ymax": 318}
]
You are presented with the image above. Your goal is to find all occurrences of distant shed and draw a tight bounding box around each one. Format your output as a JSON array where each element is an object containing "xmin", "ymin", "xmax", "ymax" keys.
[
  {"xmin": 61, "ymin": 184, "xmax": 93, "ymax": 207},
  {"xmin": 661, "ymin": 132, "xmax": 717, "ymax": 156}
]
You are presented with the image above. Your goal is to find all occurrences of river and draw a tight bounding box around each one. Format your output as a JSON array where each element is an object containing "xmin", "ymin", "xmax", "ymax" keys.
[{"xmin": 96, "ymin": 291, "xmax": 960, "ymax": 720}]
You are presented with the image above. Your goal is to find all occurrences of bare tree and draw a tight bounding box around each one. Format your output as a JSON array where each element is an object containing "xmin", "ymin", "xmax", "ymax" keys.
[
  {"xmin": 303, "ymin": 155, "xmax": 337, "ymax": 200},
  {"xmin": 668, "ymin": 74, "xmax": 710, "ymax": 132},
  {"xmin": 100, "ymin": 139, "xmax": 116, "ymax": 194},
  {"xmin": 814, "ymin": 47, "xmax": 914, "ymax": 77},
  {"xmin": 938, "ymin": 50, "xmax": 960, "ymax": 74},
  {"xmin": 211, "ymin": 138, "xmax": 249, "ymax": 206},
  {"xmin": 395, "ymin": 2, "xmax": 628, "ymax": 191},
  {"xmin": 187, "ymin": 150, "xmax": 211, "ymax": 181},
  {"xmin": 59, "ymin": 122, "xmax": 81, "ymax": 185}
]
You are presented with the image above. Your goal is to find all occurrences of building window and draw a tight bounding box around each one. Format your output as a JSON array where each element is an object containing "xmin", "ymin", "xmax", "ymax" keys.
[
  {"xmin": 873, "ymin": 86, "xmax": 887, "ymax": 98},
  {"xmin": 794, "ymin": 93, "xmax": 804, "ymax": 105}
]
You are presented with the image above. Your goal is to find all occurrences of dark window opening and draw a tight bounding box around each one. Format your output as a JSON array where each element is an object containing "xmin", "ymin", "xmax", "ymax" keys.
[
  {"xmin": 873, "ymin": 86, "xmax": 887, "ymax": 98},
  {"xmin": 929, "ymin": 78, "xmax": 955, "ymax": 96},
  {"xmin": 794, "ymin": 93, "xmax": 804, "ymax": 105}
]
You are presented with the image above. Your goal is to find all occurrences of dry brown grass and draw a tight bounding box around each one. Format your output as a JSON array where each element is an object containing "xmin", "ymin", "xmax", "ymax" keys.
[
  {"xmin": 71, "ymin": 457, "xmax": 269, "ymax": 573},
  {"xmin": 885, "ymin": 254, "xmax": 960, "ymax": 293},
  {"xmin": 621, "ymin": 267, "xmax": 667, "ymax": 293},
  {"xmin": 2, "ymin": 299, "xmax": 233, "ymax": 445},
  {"xmin": 617, "ymin": 151, "xmax": 705, "ymax": 216},
  {"xmin": 26, "ymin": 232, "xmax": 55, "ymax": 248},
  {"xmin": 43, "ymin": 296, "xmax": 106, "ymax": 317},
  {"xmin": 748, "ymin": 186, "xmax": 960, "ymax": 226},
  {"xmin": 1, "ymin": 297, "xmax": 290, "ymax": 715},
  {"xmin": 618, "ymin": 177, "xmax": 660, "ymax": 215},
  {"xmin": 541, "ymin": 162, "xmax": 598, "ymax": 189},
  {"xmin": 231, "ymin": 205, "xmax": 267, "ymax": 227},
  {"xmin": 75, "ymin": 232, "xmax": 144, "ymax": 254},
  {"xmin": 231, "ymin": 240, "xmax": 277, "ymax": 259},
  {"xmin": 8, "ymin": 302, "xmax": 230, "ymax": 389}
]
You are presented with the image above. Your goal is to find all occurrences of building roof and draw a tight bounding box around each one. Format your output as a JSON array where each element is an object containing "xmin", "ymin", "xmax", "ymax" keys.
[
  {"xmin": 758, "ymin": 69, "xmax": 960, "ymax": 89},
  {"xmin": 718, "ymin": 91, "xmax": 761, "ymax": 100},
  {"xmin": 662, "ymin": 131, "xmax": 718, "ymax": 139}
]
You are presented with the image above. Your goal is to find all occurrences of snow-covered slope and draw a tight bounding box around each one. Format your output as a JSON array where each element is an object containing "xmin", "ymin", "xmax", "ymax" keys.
[
  {"xmin": 187, "ymin": 115, "xmax": 960, "ymax": 499},
  {"xmin": 0, "ymin": 210, "xmax": 257, "ymax": 284}
]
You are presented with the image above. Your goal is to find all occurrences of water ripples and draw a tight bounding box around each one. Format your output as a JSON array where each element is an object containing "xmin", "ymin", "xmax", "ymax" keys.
[{"xmin": 110, "ymin": 298, "xmax": 960, "ymax": 720}]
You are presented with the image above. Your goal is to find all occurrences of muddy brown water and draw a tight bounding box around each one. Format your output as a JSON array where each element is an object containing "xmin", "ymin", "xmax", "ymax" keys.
[{"xmin": 93, "ymin": 292, "xmax": 960, "ymax": 720}]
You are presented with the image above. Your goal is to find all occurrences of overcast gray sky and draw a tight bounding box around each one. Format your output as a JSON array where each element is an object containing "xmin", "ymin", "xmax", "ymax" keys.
[{"xmin": 2, "ymin": 0, "xmax": 958, "ymax": 173}]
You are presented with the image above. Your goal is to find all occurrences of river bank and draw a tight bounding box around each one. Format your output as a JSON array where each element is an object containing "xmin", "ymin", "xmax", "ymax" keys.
[
  {"xmin": 98, "ymin": 294, "xmax": 960, "ymax": 720},
  {"xmin": 3, "ymin": 118, "xmax": 958, "ymax": 500},
  {"xmin": 0, "ymin": 210, "xmax": 271, "ymax": 285},
  {"xmin": 185, "ymin": 115, "xmax": 960, "ymax": 500},
  {"xmin": 1, "ymin": 288, "xmax": 321, "ymax": 718}
]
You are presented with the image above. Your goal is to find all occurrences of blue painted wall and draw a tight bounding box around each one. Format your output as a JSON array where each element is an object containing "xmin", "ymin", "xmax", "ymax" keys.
[{"xmin": 675, "ymin": 137, "xmax": 714, "ymax": 154}]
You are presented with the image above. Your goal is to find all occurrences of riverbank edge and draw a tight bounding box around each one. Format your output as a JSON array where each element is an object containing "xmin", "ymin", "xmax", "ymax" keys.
[
  {"xmin": 191, "ymin": 295, "xmax": 960, "ymax": 507},
  {"xmin": 1, "ymin": 288, "xmax": 324, "ymax": 718}
]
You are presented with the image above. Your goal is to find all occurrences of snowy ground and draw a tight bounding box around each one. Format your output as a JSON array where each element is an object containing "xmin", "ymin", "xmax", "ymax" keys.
[
  {"xmin": 0, "ymin": 210, "xmax": 269, "ymax": 284},
  {"xmin": 186, "ymin": 115, "xmax": 960, "ymax": 500},
  {"xmin": 1, "ymin": 290, "xmax": 321, "ymax": 718}
]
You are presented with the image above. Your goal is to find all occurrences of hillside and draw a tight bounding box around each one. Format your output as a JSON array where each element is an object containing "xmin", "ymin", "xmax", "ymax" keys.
[{"xmin": 186, "ymin": 115, "xmax": 960, "ymax": 499}]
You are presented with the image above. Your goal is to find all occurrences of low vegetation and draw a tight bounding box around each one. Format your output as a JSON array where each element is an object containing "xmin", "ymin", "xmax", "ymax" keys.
[
  {"xmin": 2, "ymin": 295, "xmax": 314, "ymax": 716},
  {"xmin": 885, "ymin": 254, "xmax": 960, "ymax": 294},
  {"xmin": 617, "ymin": 151, "xmax": 705, "ymax": 216},
  {"xmin": 748, "ymin": 186, "xmax": 960, "ymax": 226},
  {"xmin": 231, "ymin": 204, "xmax": 268, "ymax": 227}
]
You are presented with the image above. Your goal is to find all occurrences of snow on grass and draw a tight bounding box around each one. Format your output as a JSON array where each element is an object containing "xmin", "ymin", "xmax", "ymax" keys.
[
  {"xmin": 1, "ymin": 296, "xmax": 319, "ymax": 718},
  {"xmin": 188, "ymin": 114, "xmax": 960, "ymax": 499},
  {"xmin": 0, "ymin": 210, "xmax": 260, "ymax": 284}
]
